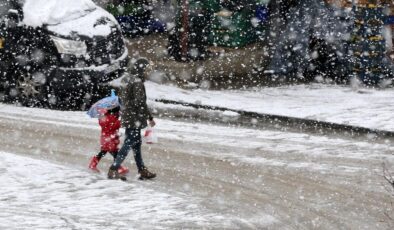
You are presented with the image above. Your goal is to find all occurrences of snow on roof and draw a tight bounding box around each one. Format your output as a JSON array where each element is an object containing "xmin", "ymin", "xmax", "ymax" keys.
[{"xmin": 22, "ymin": 0, "xmax": 97, "ymax": 27}]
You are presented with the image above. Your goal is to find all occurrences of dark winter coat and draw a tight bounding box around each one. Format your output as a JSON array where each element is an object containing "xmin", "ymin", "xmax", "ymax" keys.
[
  {"xmin": 99, "ymin": 113, "xmax": 121, "ymax": 152},
  {"xmin": 119, "ymin": 72, "xmax": 153, "ymax": 129}
]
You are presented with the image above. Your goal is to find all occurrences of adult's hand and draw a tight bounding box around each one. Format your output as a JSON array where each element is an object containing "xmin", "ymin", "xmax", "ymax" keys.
[{"xmin": 148, "ymin": 119, "xmax": 156, "ymax": 127}]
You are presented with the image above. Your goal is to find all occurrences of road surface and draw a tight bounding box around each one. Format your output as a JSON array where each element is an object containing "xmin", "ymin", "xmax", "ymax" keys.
[{"xmin": 0, "ymin": 105, "xmax": 393, "ymax": 229}]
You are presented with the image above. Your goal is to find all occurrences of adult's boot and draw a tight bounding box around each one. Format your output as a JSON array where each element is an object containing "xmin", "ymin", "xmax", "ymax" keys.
[
  {"xmin": 139, "ymin": 167, "xmax": 156, "ymax": 180},
  {"xmin": 108, "ymin": 169, "xmax": 127, "ymax": 181}
]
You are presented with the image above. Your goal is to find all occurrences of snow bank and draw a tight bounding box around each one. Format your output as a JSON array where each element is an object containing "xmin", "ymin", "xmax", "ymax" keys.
[{"xmin": 145, "ymin": 82, "xmax": 394, "ymax": 132}]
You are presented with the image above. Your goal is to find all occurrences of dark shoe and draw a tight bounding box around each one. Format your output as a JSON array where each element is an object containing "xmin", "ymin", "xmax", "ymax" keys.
[
  {"xmin": 108, "ymin": 169, "xmax": 127, "ymax": 181},
  {"xmin": 139, "ymin": 167, "xmax": 156, "ymax": 180}
]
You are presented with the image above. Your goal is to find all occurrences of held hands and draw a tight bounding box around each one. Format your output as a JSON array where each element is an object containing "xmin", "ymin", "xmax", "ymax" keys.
[{"xmin": 148, "ymin": 119, "xmax": 156, "ymax": 127}]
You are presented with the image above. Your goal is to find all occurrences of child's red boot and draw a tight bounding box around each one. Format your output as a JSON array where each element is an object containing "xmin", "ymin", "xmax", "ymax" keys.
[
  {"xmin": 118, "ymin": 166, "xmax": 129, "ymax": 175},
  {"xmin": 89, "ymin": 156, "xmax": 100, "ymax": 172}
]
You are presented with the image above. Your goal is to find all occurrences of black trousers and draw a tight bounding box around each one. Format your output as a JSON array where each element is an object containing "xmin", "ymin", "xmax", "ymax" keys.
[{"xmin": 96, "ymin": 151, "xmax": 118, "ymax": 160}]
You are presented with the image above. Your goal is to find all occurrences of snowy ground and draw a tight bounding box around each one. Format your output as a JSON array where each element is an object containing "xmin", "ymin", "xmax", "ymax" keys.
[
  {"xmin": 1, "ymin": 101, "xmax": 394, "ymax": 229},
  {"xmin": 0, "ymin": 152, "xmax": 231, "ymax": 229},
  {"xmin": 145, "ymin": 82, "xmax": 394, "ymax": 132}
]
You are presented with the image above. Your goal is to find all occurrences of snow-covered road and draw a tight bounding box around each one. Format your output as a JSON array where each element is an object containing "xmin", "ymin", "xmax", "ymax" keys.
[
  {"xmin": 0, "ymin": 151, "xmax": 231, "ymax": 229},
  {"xmin": 0, "ymin": 103, "xmax": 394, "ymax": 229}
]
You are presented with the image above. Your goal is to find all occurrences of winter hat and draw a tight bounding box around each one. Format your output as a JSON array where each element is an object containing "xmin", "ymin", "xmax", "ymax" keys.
[{"xmin": 128, "ymin": 58, "xmax": 151, "ymax": 76}]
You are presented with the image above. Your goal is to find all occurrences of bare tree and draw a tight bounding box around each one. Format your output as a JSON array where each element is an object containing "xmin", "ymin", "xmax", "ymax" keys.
[
  {"xmin": 383, "ymin": 162, "xmax": 394, "ymax": 191},
  {"xmin": 381, "ymin": 162, "xmax": 394, "ymax": 226}
]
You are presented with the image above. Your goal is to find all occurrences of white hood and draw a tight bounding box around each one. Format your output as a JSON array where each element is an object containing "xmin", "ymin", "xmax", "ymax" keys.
[
  {"xmin": 22, "ymin": 0, "xmax": 119, "ymax": 37},
  {"xmin": 46, "ymin": 8, "xmax": 119, "ymax": 38}
]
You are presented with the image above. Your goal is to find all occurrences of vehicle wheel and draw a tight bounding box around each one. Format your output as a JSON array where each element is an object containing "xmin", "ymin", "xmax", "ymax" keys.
[
  {"xmin": 0, "ymin": 81, "xmax": 6, "ymax": 102},
  {"xmin": 0, "ymin": 63, "xmax": 10, "ymax": 103},
  {"xmin": 11, "ymin": 69, "xmax": 48, "ymax": 107}
]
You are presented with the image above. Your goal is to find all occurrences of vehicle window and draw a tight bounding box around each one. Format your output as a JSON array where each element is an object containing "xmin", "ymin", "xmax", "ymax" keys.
[{"xmin": 0, "ymin": 0, "xmax": 13, "ymax": 17}]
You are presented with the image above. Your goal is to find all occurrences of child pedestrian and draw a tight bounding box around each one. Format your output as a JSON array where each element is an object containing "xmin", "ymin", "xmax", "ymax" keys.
[{"xmin": 89, "ymin": 106, "xmax": 129, "ymax": 174}]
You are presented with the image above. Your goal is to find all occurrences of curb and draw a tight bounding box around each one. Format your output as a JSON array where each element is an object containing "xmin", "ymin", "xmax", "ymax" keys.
[{"xmin": 154, "ymin": 99, "xmax": 394, "ymax": 139}]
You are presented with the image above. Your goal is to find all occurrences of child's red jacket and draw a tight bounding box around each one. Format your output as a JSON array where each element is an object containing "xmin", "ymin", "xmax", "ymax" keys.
[{"xmin": 99, "ymin": 113, "xmax": 121, "ymax": 152}]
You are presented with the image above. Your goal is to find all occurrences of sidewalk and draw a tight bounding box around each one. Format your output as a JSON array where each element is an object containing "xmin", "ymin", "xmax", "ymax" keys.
[{"xmin": 145, "ymin": 81, "xmax": 394, "ymax": 132}]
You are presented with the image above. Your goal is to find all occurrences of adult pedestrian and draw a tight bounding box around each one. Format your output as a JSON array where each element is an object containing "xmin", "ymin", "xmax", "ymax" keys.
[{"xmin": 108, "ymin": 58, "xmax": 156, "ymax": 181}]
